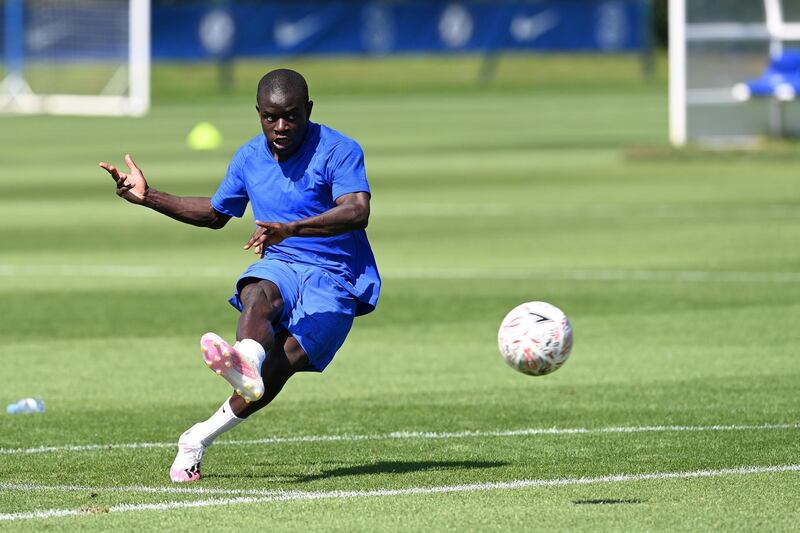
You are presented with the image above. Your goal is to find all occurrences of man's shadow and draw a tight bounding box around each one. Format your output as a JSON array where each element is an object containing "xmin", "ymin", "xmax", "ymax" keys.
[
  {"xmin": 208, "ymin": 460, "xmax": 508, "ymax": 482},
  {"xmin": 292, "ymin": 459, "xmax": 508, "ymax": 482}
]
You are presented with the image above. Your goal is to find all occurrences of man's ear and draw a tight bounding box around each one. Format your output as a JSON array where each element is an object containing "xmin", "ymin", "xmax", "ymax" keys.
[
  {"xmin": 306, "ymin": 100, "xmax": 314, "ymax": 119},
  {"xmin": 255, "ymin": 104, "xmax": 260, "ymax": 113}
]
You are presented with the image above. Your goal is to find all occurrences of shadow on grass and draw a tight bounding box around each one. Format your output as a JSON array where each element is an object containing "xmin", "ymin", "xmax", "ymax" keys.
[
  {"xmin": 573, "ymin": 498, "xmax": 643, "ymax": 505},
  {"xmin": 294, "ymin": 459, "xmax": 509, "ymax": 482},
  {"xmin": 207, "ymin": 459, "xmax": 508, "ymax": 482}
]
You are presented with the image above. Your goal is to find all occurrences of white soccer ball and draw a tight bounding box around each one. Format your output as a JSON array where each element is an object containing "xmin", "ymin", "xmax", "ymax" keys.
[{"xmin": 497, "ymin": 301, "xmax": 573, "ymax": 376}]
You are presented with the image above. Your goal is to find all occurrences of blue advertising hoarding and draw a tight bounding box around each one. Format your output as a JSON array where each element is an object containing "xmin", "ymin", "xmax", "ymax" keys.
[
  {"xmin": 0, "ymin": 1, "xmax": 648, "ymax": 62},
  {"xmin": 153, "ymin": 1, "xmax": 647, "ymax": 60}
]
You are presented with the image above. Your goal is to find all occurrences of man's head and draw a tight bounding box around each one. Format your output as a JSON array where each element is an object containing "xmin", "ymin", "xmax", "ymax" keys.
[{"xmin": 256, "ymin": 69, "xmax": 313, "ymax": 161}]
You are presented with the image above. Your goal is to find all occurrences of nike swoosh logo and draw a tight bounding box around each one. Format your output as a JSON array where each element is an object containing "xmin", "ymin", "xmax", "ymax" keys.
[
  {"xmin": 26, "ymin": 22, "xmax": 73, "ymax": 51},
  {"xmin": 510, "ymin": 10, "xmax": 560, "ymax": 42},
  {"xmin": 274, "ymin": 14, "xmax": 324, "ymax": 48},
  {"xmin": 528, "ymin": 312, "xmax": 552, "ymax": 323}
]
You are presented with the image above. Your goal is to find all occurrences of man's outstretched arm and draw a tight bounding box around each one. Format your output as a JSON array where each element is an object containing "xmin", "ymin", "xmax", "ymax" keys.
[
  {"xmin": 141, "ymin": 190, "xmax": 230, "ymax": 229},
  {"xmin": 99, "ymin": 154, "xmax": 230, "ymax": 229}
]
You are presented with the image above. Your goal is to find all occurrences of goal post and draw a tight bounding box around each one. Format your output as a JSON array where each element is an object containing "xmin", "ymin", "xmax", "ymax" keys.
[
  {"xmin": 0, "ymin": 0, "xmax": 150, "ymax": 117},
  {"xmin": 668, "ymin": 0, "xmax": 687, "ymax": 146}
]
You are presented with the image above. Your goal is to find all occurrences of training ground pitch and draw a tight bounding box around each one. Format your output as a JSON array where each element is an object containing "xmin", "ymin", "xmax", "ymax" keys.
[{"xmin": 1, "ymin": 56, "xmax": 799, "ymax": 530}]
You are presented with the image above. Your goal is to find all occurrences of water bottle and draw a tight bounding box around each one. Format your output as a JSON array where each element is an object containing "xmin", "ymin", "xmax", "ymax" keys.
[{"xmin": 6, "ymin": 398, "xmax": 45, "ymax": 414}]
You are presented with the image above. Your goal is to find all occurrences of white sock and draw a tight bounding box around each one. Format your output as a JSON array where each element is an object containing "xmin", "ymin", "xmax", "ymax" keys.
[
  {"xmin": 234, "ymin": 338, "xmax": 267, "ymax": 367},
  {"xmin": 183, "ymin": 399, "xmax": 244, "ymax": 447}
]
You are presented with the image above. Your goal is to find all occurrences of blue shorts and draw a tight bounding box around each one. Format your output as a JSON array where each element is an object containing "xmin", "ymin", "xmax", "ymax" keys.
[{"xmin": 228, "ymin": 258, "xmax": 357, "ymax": 372}]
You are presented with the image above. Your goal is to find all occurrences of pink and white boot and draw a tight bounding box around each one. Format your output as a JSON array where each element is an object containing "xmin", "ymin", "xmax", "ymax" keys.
[
  {"xmin": 169, "ymin": 426, "xmax": 204, "ymax": 483},
  {"xmin": 200, "ymin": 333, "xmax": 265, "ymax": 402}
]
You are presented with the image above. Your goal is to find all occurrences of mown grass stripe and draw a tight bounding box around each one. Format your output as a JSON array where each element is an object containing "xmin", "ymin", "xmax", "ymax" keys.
[
  {"xmin": 2, "ymin": 464, "xmax": 799, "ymax": 522},
  {"xmin": 1, "ymin": 423, "xmax": 797, "ymax": 456},
  {"xmin": 2, "ymin": 265, "xmax": 800, "ymax": 283}
]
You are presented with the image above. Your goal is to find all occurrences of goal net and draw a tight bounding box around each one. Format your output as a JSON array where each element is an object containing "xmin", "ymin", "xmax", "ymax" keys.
[
  {"xmin": 670, "ymin": 0, "xmax": 800, "ymax": 146},
  {"xmin": 0, "ymin": 0, "xmax": 149, "ymax": 116}
]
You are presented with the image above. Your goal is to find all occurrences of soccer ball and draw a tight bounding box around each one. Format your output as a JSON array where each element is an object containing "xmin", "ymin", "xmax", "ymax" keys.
[{"xmin": 497, "ymin": 301, "xmax": 573, "ymax": 376}]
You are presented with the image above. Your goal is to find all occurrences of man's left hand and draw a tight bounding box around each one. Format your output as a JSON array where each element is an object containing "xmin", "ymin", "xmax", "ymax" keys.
[{"xmin": 244, "ymin": 221, "xmax": 294, "ymax": 257}]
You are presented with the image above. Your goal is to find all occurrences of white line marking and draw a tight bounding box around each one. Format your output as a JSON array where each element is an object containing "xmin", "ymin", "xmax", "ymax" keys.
[
  {"xmin": 1, "ymin": 423, "xmax": 797, "ymax": 456},
  {"xmin": 1, "ymin": 464, "xmax": 799, "ymax": 522},
  {"xmin": 376, "ymin": 203, "xmax": 800, "ymax": 219},
  {"xmin": 0, "ymin": 508, "xmax": 84, "ymax": 521},
  {"xmin": 384, "ymin": 268, "xmax": 800, "ymax": 284},
  {"xmin": 0, "ymin": 482, "xmax": 282, "ymax": 496},
  {"xmin": 2, "ymin": 265, "xmax": 800, "ymax": 284}
]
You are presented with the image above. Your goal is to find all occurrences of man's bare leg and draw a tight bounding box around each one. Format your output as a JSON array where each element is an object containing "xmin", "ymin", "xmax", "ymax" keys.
[
  {"xmin": 170, "ymin": 280, "xmax": 308, "ymax": 482},
  {"xmin": 200, "ymin": 279, "xmax": 284, "ymax": 401},
  {"xmin": 229, "ymin": 333, "xmax": 308, "ymax": 417}
]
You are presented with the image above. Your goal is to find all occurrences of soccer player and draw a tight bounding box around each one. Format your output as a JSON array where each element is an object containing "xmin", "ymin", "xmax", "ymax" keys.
[{"xmin": 99, "ymin": 69, "xmax": 380, "ymax": 483}]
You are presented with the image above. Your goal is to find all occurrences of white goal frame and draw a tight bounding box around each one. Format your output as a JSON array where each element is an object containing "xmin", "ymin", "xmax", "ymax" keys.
[
  {"xmin": 669, "ymin": 0, "xmax": 800, "ymax": 146},
  {"xmin": 0, "ymin": 0, "xmax": 150, "ymax": 117}
]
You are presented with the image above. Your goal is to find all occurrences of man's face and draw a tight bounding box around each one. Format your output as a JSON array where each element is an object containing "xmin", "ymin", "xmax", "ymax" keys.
[{"xmin": 256, "ymin": 90, "xmax": 313, "ymax": 161}]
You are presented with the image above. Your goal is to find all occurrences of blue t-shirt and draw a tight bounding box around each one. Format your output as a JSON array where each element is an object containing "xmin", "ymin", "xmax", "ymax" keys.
[{"xmin": 211, "ymin": 122, "xmax": 380, "ymax": 316}]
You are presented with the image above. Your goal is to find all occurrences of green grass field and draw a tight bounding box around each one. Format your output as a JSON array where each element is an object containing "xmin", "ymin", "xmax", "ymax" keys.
[{"xmin": 1, "ymin": 55, "xmax": 800, "ymax": 530}]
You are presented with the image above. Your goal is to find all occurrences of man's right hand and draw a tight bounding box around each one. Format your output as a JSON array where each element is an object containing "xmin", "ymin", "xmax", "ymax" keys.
[{"xmin": 99, "ymin": 154, "xmax": 149, "ymax": 205}]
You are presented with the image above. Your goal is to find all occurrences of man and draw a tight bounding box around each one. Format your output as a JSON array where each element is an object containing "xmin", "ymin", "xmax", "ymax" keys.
[{"xmin": 99, "ymin": 69, "xmax": 380, "ymax": 483}]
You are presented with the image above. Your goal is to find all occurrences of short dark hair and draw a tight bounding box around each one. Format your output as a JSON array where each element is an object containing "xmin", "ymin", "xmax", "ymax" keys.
[{"xmin": 257, "ymin": 69, "xmax": 309, "ymax": 102}]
